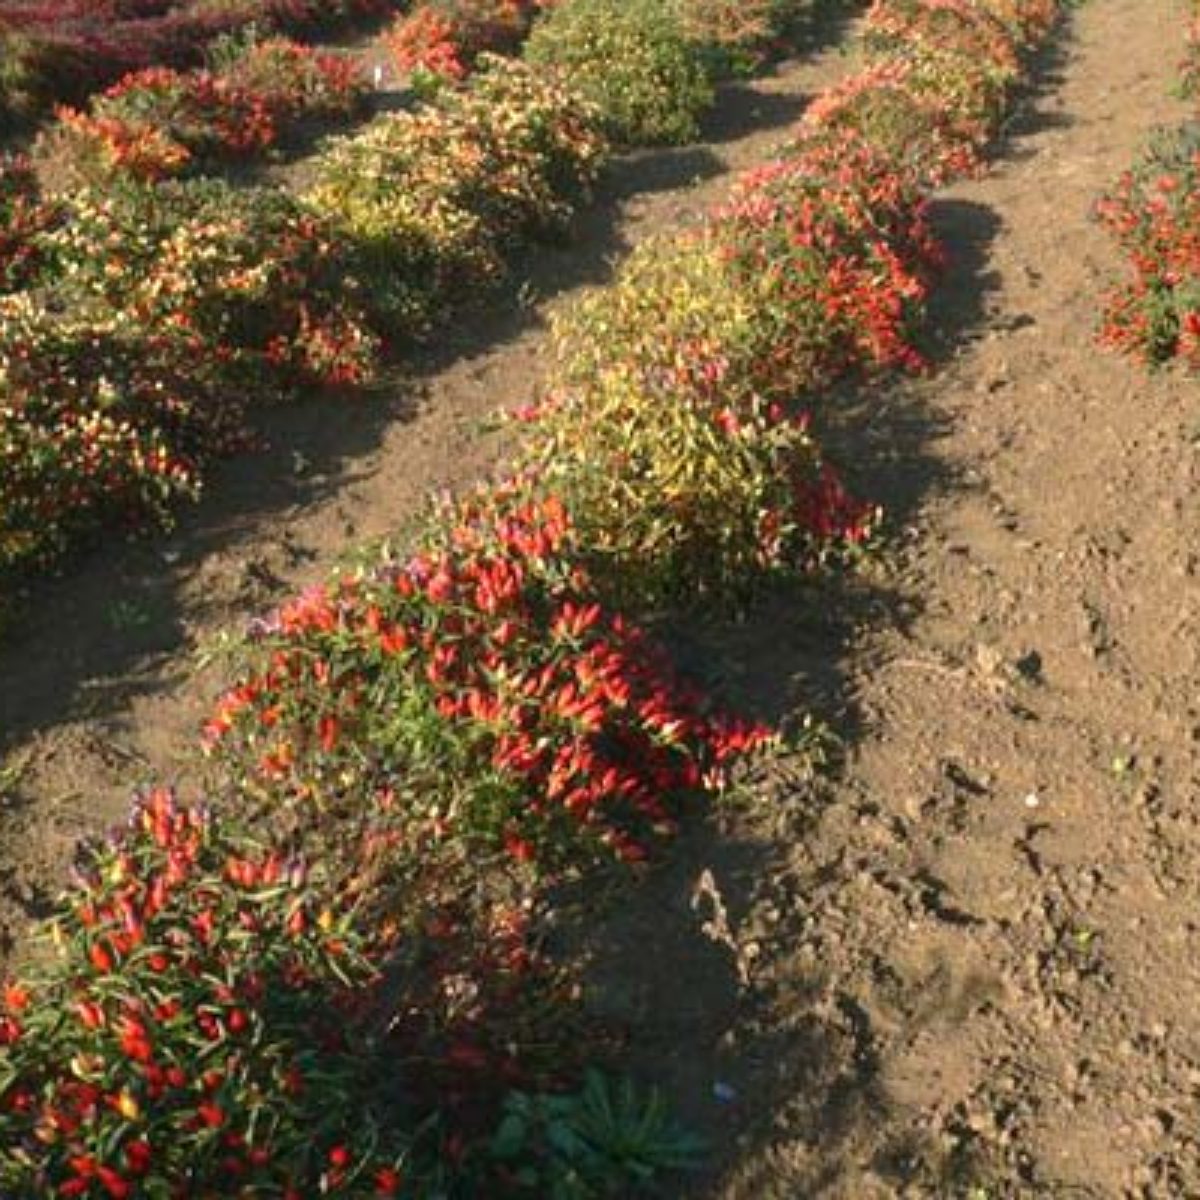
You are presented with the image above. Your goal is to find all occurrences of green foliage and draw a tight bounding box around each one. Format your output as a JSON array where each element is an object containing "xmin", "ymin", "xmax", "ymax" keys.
[
  {"xmin": 489, "ymin": 1070, "xmax": 704, "ymax": 1197},
  {"xmin": 524, "ymin": 0, "xmax": 714, "ymax": 145},
  {"xmin": 308, "ymin": 55, "xmax": 607, "ymax": 331}
]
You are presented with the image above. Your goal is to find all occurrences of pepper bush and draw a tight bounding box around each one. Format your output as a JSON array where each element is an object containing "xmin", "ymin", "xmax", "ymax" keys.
[
  {"xmin": 801, "ymin": 59, "xmax": 991, "ymax": 187},
  {"xmin": 523, "ymin": 0, "xmax": 714, "ymax": 145},
  {"xmin": 41, "ymin": 37, "xmax": 368, "ymax": 184},
  {"xmin": 517, "ymin": 132, "xmax": 936, "ymax": 605},
  {"xmin": 858, "ymin": 0, "xmax": 1027, "ymax": 145},
  {"xmin": 383, "ymin": 0, "xmax": 548, "ymax": 85},
  {"xmin": 804, "ymin": 0, "xmax": 1062, "ymax": 189},
  {"xmin": 204, "ymin": 477, "xmax": 774, "ymax": 871},
  {"xmin": 0, "ymin": 788, "xmax": 424, "ymax": 1198},
  {"xmin": 0, "ymin": 180, "xmax": 377, "ymax": 579},
  {"xmin": 520, "ymin": 239, "xmax": 878, "ymax": 605},
  {"xmin": 308, "ymin": 55, "xmax": 607, "ymax": 331},
  {"xmin": 37, "ymin": 180, "xmax": 379, "ymax": 396},
  {"xmin": 0, "ymin": 304, "xmax": 207, "ymax": 578},
  {"xmin": 862, "ymin": 0, "xmax": 1022, "ymax": 87},
  {"xmin": 670, "ymin": 0, "xmax": 813, "ymax": 73},
  {"xmin": 713, "ymin": 132, "xmax": 940, "ymax": 382},
  {"xmin": 521, "ymin": 0, "xmax": 819, "ymax": 144},
  {"xmin": 0, "ymin": 786, "xmax": 695, "ymax": 1194}
]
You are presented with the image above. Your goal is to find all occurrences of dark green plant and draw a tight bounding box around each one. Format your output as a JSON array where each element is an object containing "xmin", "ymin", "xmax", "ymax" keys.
[{"xmin": 489, "ymin": 1069, "xmax": 704, "ymax": 1197}]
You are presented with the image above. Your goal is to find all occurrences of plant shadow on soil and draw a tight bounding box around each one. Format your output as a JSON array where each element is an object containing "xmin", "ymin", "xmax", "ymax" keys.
[
  {"xmin": 564, "ymin": 32, "xmax": 1081, "ymax": 1191},
  {"xmin": 995, "ymin": 38, "xmax": 1073, "ymax": 162},
  {"xmin": 559, "ymin": 174, "xmax": 1044, "ymax": 1193}
]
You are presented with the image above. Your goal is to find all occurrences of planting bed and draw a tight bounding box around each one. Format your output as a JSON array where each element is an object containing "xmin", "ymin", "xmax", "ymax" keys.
[{"xmin": 3, "ymin": 0, "xmax": 1200, "ymax": 1194}]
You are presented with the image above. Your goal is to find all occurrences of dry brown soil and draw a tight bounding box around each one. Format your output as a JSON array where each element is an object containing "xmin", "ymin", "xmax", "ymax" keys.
[{"xmin": 0, "ymin": 1, "xmax": 1197, "ymax": 1195}]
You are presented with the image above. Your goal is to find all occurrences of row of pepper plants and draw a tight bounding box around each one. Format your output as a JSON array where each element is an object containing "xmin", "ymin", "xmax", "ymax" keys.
[
  {"xmin": 0, "ymin": 0, "xmax": 828, "ymax": 606},
  {"xmin": 27, "ymin": 0, "xmax": 825, "ymax": 189},
  {"xmin": 0, "ymin": 0, "xmax": 1068, "ymax": 1195},
  {"xmin": 1094, "ymin": 0, "xmax": 1200, "ymax": 370}
]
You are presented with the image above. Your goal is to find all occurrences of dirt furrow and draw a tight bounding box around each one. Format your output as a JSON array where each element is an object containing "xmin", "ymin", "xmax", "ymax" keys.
[{"xmin": 700, "ymin": 1, "xmax": 1199, "ymax": 1194}]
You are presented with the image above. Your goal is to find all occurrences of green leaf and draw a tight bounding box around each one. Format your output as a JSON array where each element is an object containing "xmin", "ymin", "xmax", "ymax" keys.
[{"xmin": 490, "ymin": 1112, "xmax": 529, "ymax": 1160}]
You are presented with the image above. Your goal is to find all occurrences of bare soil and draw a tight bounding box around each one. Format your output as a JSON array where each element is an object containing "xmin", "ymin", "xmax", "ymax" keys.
[{"xmin": 1, "ymin": 1, "xmax": 1196, "ymax": 1195}]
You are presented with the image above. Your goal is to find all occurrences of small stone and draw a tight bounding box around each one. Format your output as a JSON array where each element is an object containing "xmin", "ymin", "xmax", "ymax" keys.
[{"xmin": 976, "ymin": 643, "xmax": 1006, "ymax": 676}]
